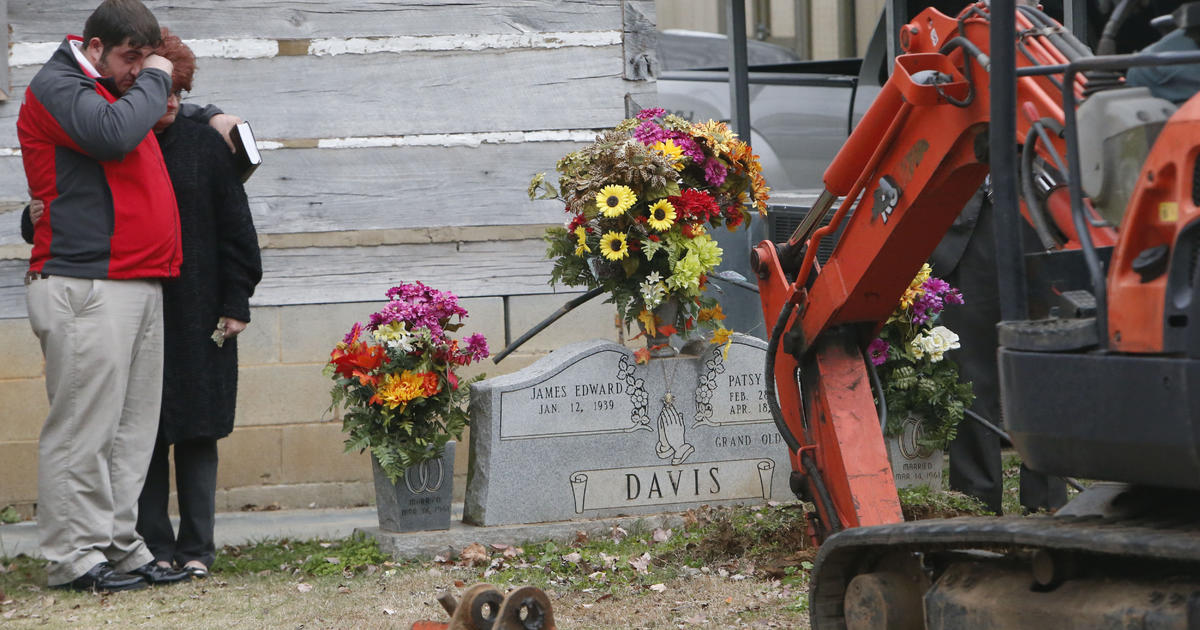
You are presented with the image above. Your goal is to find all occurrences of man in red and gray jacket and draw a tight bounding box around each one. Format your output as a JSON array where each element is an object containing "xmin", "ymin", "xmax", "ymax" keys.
[{"xmin": 17, "ymin": 0, "xmax": 191, "ymax": 592}]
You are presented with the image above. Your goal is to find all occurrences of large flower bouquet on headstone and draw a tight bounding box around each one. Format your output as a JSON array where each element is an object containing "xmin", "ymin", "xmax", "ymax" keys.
[
  {"xmin": 529, "ymin": 108, "xmax": 770, "ymax": 360},
  {"xmin": 867, "ymin": 264, "xmax": 975, "ymax": 450},
  {"xmin": 325, "ymin": 282, "xmax": 489, "ymax": 482}
]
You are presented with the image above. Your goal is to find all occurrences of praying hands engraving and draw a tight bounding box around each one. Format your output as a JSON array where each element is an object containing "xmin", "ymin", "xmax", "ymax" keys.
[{"xmin": 654, "ymin": 392, "xmax": 695, "ymax": 465}]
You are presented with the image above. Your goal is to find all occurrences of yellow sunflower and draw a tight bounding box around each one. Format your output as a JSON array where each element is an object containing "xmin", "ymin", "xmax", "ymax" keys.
[
  {"xmin": 599, "ymin": 231, "xmax": 630, "ymax": 261},
  {"xmin": 573, "ymin": 226, "xmax": 591, "ymax": 256},
  {"xmin": 647, "ymin": 199, "xmax": 676, "ymax": 232},
  {"xmin": 596, "ymin": 185, "xmax": 637, "ymax": 218},
  {"xmin": 651, "ymin": 140, "xmax": 685, "ymax": 170}
]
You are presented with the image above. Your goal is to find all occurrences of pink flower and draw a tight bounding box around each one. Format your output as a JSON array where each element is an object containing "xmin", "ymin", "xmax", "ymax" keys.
[
  {"xmin": 868, "ymin": 338, "xmax": 890, "ymax": 366},
  {"xmin": 670, "ymin": 133, "xmax": 706, "ymax": 162},
  {"xmin": 343, "ymin": 322, "xmax": 363, "ymax": 345},
  {"xmin": 634, "ymin": 121, "xmax": 671, "ymax": 146},
  {"xmin": 463, "ymin": 333, "xmax": 490, "ymax": 363},
  {"xmin": 704, "ymin": 157, "xmax": 727, "ymax": 186},
  {"xmin": 369, "ymin": 281, "xmax": 469, "ymax": 341},
  {"xmin": 636, "ymin": 107, "xmax": 666, "ymax": 121}
]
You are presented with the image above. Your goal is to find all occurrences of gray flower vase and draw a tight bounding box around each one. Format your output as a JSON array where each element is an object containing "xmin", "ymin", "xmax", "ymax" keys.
[
  {"xmin": 371, "ymin": 441, "xmax": 455, "ymax": 532},
  {"xmin": 637, "ymin": 296, "xmax": 681, "ymax": 358}
]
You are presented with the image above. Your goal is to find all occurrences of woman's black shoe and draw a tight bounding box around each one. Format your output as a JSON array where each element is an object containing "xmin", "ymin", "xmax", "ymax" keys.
[
  {"xmin": 129, "ymin": 561, "xmax": 190, "ymax": 585},
  {"xmin": 55, "ymin": 562, "xmax": 147, "ymax": 593},
  {"xmin": 183, "ymin": 564, "xmax": 209, "ymax": 579}
]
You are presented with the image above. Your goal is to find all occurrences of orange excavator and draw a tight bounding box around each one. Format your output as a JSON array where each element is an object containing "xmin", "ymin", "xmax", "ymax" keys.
[{"xmin": 751, "ymin": 1, "xmax": 1200, "ymax": 627}]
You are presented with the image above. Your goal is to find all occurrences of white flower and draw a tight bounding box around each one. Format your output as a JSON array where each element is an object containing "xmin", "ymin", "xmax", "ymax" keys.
[
  {"xmin": 372, "ymin": 322, "xmax": 415, "ymax": 353},
  {"xmin": 910, "ymin": 326, "xmax": 960, "ymax": 362},
  {"xmin": 640, "ymin": 272, "xmax": 667, "ymax": 309}
]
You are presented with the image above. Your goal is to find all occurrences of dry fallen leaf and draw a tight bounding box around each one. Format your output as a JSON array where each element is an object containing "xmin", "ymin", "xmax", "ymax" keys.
[
  {"xmin": 628, "ymin": 553, "xmax": 651, "ymax": 574},
  {"xmin": 296, "ymin": 583, "xmax": 313, "ymax": 593},
  {"xmin": 610, "ymin": 525, "xmax": 628, "ymax": 542},
  {"xmin": 337, "ymin": 585, "xmax": 351, "ymax": 594},
  {"xmin": 453, "ymin": 579, "xmax": 466, "ymax": 587},
  {"xmin": 382, "ymin": 608, "xmax": 395, "ymax": 616},
  {"xmin": 651, "ymin": 527, "xmax": 673, "ymax": 544},
  {"xmin": 649, "ymin": 583, "xmax": 667, "ymax": 592},
  {"xmin": 490, "ymin": 543, "xmax": 509, "ymax": 551},
  {"xmin": 562, "ymin": 552, "xmax": 582, "ymax": 564},
  {"xmin": 460, "ymin": 542, "xmax": 490, "ymax": 567},
  {"xmin": 574, "ymin": 530, "xmax": 589, "ymax": 544},
  {"xmin": 502, "ymin": 546, "xmax": 522, "ymax": 559}
]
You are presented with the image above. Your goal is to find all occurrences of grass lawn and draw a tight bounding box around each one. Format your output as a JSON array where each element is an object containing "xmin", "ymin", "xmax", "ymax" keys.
[
  {"xmin": 0, "ymin": 505, "xmax": 821, "ymax": 629},
  {"xmin": 2, "ymin": 452, "xmax": 1072, "ymax": 629}
]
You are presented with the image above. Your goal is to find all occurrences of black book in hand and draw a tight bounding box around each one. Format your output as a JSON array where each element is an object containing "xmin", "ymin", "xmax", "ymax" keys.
[{"xmin": 229, "ymin": 121, "xmax": 262, "ymax": 183}]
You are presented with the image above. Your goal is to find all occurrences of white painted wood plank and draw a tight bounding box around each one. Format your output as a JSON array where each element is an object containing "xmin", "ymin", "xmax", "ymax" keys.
[
  {"xmin": 9, "ymin": 1, "xmax": 621, "ymax": 41},
  {"xmin": 0, "ymin": 239, "xmax": 568, "ymax": 319},
  {"xmin": 0, "ymin": 45, "xmax": 629, "ymax": 147},
  {"xmin": 242, "ymin": 142, "xmax": 580, "ymax": 235},
  {"xmin": 254, "ymin": 239, "xmax": 557, "ymax": 307},
  {"xmin": 0, "ymin": 259, "xmax": 27, "ymax": 319},
  {"xmin": 622, "ymin": 0, "xmax": 658, "ymax": 81},
  {"xmin": 0, "ymin": 139, "xmax": 583, "ymax": 244}
]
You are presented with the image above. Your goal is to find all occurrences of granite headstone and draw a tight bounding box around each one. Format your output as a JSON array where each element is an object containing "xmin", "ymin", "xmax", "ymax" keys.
[{"xmin": 465, "ymin": 334, "xmax": 791, "ymax": 526}]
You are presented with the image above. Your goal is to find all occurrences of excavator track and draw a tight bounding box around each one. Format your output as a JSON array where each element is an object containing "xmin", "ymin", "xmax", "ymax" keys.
[{"xmin": 811, "ymin": 513, "xmax": 1200, "ymax": 629}]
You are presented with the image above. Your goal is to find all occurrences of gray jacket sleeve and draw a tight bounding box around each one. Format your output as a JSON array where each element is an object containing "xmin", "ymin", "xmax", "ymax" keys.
[
  {"xmin": 179, "ymin": 102, "xmax": 225, "ymax": 125},
  {"xmin": 35, "ymin": 67, "xmax": 171, "ymax": 161}
]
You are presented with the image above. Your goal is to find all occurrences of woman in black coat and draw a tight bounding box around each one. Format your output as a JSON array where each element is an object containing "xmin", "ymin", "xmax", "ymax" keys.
[{"xmin": 135, "ymin": 30, "xmax": 262, "ymax": 577}]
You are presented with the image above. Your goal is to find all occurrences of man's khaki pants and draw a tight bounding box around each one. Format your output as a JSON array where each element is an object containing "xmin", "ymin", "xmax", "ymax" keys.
[{"xmin": 27, "ymin": 275, "xmax": 162, "ymax": 585}]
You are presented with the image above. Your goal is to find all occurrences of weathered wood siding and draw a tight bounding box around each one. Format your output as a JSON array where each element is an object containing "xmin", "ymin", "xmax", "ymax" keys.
[{"xmin": 0, "ymin": 0, "xmax": 657, "ymax": 315}]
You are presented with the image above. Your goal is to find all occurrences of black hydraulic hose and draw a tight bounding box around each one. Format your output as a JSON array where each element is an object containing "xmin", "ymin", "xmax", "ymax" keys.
[
  {"xmin": 1015, "ymin": 0, "xmax": 1086, "ymax": 63},
  {"xmin": 1016, "ymin": 3, "xmax": 1052, "ymax": 28},
  {"xmin": 862, "ymin": 343, "xmax": 888, "ymax": 433},
  {"xmin": 802, "ymin": 450, "xmax": 843, "ymax": 534},
  {"xmin": 763, "ymin": 300, "xmax": 841, "ymax": 532},
  {"xmin": 1017, "ymin": 39, "xmax": 1065, "ymax": 91},
  {"xmin": 1021, "ymin": 125, "xmax": 1065, "ymax": 249},
  {"xmin": 1097, "ymin": 0, "xmax": 1137, "ymax": 55},
  {"xmin": 941, "ymin": 35, "xmax": 991, "ymax": 69},
  {"xmin": 938, "ymin": 36, "xmax": 985, "ymax": 107},
  {"xmin": 764, "ymin": 301, "xmax": 803, "ymax": 453}
]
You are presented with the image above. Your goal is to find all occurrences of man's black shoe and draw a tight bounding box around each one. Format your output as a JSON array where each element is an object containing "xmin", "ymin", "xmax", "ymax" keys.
[
  {"xmin": 129, "ymin": 562, "xmax": 190, "ymax": 585},
  {"xmin": 55, "ymin": 562, "xmax": 147, "ymax": 593}
]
